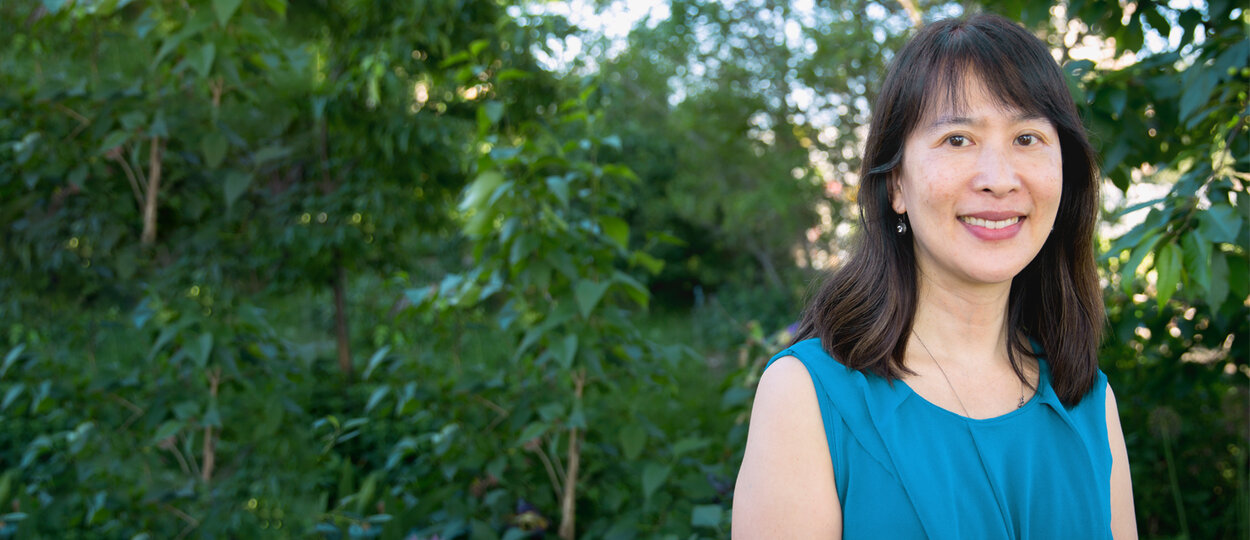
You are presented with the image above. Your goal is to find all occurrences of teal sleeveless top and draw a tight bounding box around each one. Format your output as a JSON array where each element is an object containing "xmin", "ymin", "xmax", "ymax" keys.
[{"xmin": 767, "ymin": 338, "xmax": 1113, "ymax": 539}]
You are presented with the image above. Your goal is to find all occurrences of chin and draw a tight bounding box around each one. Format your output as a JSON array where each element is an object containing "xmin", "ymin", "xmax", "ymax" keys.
[{"xmin": 962, "ymin": 265, "xmax": 1028, "ymax": 285}]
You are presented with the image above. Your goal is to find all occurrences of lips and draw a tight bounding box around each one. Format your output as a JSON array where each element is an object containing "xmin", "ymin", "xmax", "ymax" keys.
[{"xmin": 957, "ymin": 212, "xmax": 1026, "ymax": 240}]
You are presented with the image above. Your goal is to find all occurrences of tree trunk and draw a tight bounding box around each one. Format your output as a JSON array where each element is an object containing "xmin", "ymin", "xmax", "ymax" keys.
[
  {"xmin": 202, "ymin": 368, "xmax": 220, "ymax": 483},
  {"xmin": 141, "ymin": 136, "xmax": 163, "ymax": 245},
  {"xmin": 558, "ymin": 372, "xmax": 585, "ymax": 540},
  {"xmin": 333, "ymin": 255, "xmax": 352, "ymax": 377}
]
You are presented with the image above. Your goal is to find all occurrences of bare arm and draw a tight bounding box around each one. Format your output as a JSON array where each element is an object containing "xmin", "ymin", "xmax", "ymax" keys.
[
  {"xmin": 1106, "ymin": 383, "xmax": 1138, "ymax": 539},
  {"xmin": 732, "ymin": 355, "xmax": 841, "ymax": 538}
]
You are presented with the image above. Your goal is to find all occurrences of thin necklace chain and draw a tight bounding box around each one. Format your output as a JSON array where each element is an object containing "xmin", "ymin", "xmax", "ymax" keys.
[{"xmin": 912, "ymin": 330, "xmax": 1025, "ymax": 418}]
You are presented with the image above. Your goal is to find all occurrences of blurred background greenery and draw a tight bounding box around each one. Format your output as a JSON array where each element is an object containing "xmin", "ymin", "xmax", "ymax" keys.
[{"xmin": 0, "ymin": 0, "xmax": 1245, "ymax": 538}]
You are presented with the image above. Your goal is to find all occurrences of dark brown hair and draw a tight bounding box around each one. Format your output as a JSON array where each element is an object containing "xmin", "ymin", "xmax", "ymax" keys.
[{"xmin": 793, "ymin": 13, "xmax": 1104, "ymax": 406}]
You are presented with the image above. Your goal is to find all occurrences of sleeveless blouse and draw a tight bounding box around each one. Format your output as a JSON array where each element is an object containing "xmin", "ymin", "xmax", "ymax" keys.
[{"xmin": 766, "ymin": 338, "xmax": 1113, "ymax": 539}]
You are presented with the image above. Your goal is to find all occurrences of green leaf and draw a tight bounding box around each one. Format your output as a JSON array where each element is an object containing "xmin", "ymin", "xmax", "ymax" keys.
[
  {"xmin": 189, "ymin": 42, "xmax": 216, "ymax": 78},
  {"xmin": 601, "ymin": 163, "xmax": 639, "ymax": 182},
  {"xmin": 213, "ymin": 0, "xmax": 243, "ymax": 26},
  {"xmin": 120, "ymin": 111, "xmax": 147, "ymax": 131},
  {"xmin": 1198, "ymin": 204, "xmax": 1242, "ymax": 244},
  {"xmin": 193, "ymin": 332, "xmax": 213, "ymax": 368},
  {"xmin": 1179, "ymin": 68, "xmax": 1219, "ymax": 123},
  {"xmin": 1113, "ymin": 196, "xmax": 1166, "ymax": 219},
  {"xmin": 1, "ymin": 385, "xmax": 24, "ymax": 412},
  {"xmin": 1102, "ymin": 139, "xmax": 1130, "ymax": 177},
  {"xmin": 261, "ymin": 0, "xmax": 287, "ymax": 16},
  {"xmin": 509, "ymin": 234, "xmax": 537, "ymax": 266},
  {"xmin": 1181, "ymin": 230, "xmax": 1212, "ymax": 295},
  {"xmin": 461, "ymin": 170, "xmax": 505, "ymax": 212},
  {"xmin": 641, "ymin": 462, "xmax": 670, "ymax": 500},
  {"xmin": 1108, "ymin": 207, "xmax": 1168, "ymax": 257},
  {"xmin": 496, "ymin": 69, "xmax": 530, "ymax": 82},
  {"xmin": 568, "ymin": 404, "xmax": 586, "ymax": 429},
  {"xmin": 632, "ymin": 252, "xmax": 665, "ymax": 275},
  {"xmin": 1106, "ymin": 86, "xmax": 1127, "ymax": 116},
  {"xmin": 41, "ymin": 0, "xmax": 67, "ymax": 12},
  {"xmin": 691, "ymin": 505, "xmax": 724, "ymax": 528},
  {"xmin": 619, "ymin": 423, "xmax": 646, "ymax": 460},
  {"xmin": 600, "ymin": 216, "xmax": 629, "ymax": 248},
  {"xmin": 1206, "ymin": 251, "xmax": 1230, "ymax": 308},
  {"xmin": 574, "ymin": 280, "xmax": 610, "ymax": 318},
  {"xmin": 148, "ymin": 110, "xmax": 168, "ymax": 137},
  {"xmin": 1, "ymin": 344, "xmax": 25, "ymax": 379},
  {"xmin": 151, "ymin": 19, "xmax": 209, "ymax": 69},
  {"xmin": 202, "ymin": 132, "xmax": 228, "ymax": 169},
  {"xmin": 365, "ymin": 386, "xmax": 390, "ymax": 413},
  {"xmin": 516, "ymin": 422, "xmax": 548, "ymax": 445},
  {"xmin": 152, "ymin": 420, "xmax": 184, "ymax": 443},
  {"xmin": 224, "ymin": 171, "xmax": 252, "ymax": 212},
  {"xmin": 404, "ymin": 286, "xmax": 433, "ymax": 306},
  {"xmin": 97, "ymin": 131, "xmax": 130, "ymax": 155},
  {"xmin": 1155, "ymin": 242, "xmax": 1181, "ymax": 308},
  {"xmin": 612, "ymin": 271, "xmax": 650, "ymax": 310},
  {"xmin": 553, "ymin": 334, "xmax": 578, "ymax": 369},
  {"xmin": 483, "ymin": 101, "xmax": 504, "ymax": 124},
  {"xmin": 362, "ymin": 346, "xmax": 391, "ymax": 381},
  {"xmin": 202, "ymin": 405, "xmax": 222, "ymax": 428},
  {"xmin": 546, "ymin": 175, "xmax": 570, "ymax": 207},
  {"xmin": 68, "ymin": 165, "xmax": 87, "ymax": 189},
  {"xmin": 672, "ymin": 436, "xmax": 710, "ymax": 456},
  {"xmin": 252, "ymin": 145, "xmax": 291, "ymax": 165},
  {"xmin": 502, "ymin": 529, "xmax": 529, "ymax": 540}
]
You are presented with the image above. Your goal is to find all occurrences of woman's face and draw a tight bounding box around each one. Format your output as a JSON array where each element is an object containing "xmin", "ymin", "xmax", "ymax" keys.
[{"xmin": 891, "ymin": 76, "xmax": 1063, "ymax": 289}]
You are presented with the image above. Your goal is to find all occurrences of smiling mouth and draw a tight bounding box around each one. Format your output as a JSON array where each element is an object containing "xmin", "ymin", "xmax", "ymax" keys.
[{"xmin": 959, "ymin": 216, "xmax": 1022, "ymax": 229}]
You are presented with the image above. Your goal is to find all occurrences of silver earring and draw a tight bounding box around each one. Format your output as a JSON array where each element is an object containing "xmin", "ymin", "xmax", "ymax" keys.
[{"xmin": 896, "ymin": 215, "xmax": 908, "ymax": 235}]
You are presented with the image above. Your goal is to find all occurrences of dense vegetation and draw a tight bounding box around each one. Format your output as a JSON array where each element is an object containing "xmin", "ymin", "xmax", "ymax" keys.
[{"xmin": 0, "ymin": 0, "xmax": 1245, "ymax": 538}]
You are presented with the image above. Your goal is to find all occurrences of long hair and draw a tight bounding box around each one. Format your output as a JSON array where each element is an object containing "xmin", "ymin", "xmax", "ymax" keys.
[{"xmin": 793, "ymin": 13, "xmax": 1104, "ymax": 406}]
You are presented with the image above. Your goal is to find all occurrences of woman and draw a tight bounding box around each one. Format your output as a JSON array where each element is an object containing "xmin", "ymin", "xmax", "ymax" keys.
[{"xmin": 732, "ymin": 14, "xmax": 1137, "ymax": 539}]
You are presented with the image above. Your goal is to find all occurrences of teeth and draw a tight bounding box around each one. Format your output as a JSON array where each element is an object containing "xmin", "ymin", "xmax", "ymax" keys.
[{"xmin": 960, "ymin": 216, "xmax": 1021, "ymax": 230}]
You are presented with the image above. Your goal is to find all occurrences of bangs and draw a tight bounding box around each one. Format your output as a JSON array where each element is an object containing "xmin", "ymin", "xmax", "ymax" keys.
[
  {"xmin": 919, "ymin": 58, "xmax": 1048, "ymax": 124},
  {"xmin": 900, "ymin": 20, "xmax": 1070, "ymax": 139}
]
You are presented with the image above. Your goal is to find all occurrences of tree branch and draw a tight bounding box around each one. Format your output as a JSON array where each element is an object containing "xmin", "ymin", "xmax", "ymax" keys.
[{"xmin": 141, "ymin": 136, "xmax": 164, "ymax": 245}]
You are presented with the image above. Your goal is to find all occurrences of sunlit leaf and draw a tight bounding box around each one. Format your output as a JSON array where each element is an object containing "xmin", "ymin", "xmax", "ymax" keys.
[
  {"xmin": 1154, "ymin": 242, "xmax": 1181, "ymax": 308},
  {"xmin": 600, "ymin": 216, "xmax": 629, "ymax": 248}
]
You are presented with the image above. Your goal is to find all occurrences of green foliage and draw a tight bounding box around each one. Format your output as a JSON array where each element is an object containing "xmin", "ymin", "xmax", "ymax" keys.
[{"xmin": 0, "ymin": 0, "xmax": 1244, "ymax": 538}]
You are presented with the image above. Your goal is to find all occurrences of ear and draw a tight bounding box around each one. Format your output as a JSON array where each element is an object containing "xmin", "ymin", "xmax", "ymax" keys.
[{"xmin": 889, "ymin": 173, "xmax": 907, "ymax": 214}]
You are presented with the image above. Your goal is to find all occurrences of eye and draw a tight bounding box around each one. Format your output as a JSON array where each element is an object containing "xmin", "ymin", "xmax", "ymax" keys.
[
  {"xmin": 1015, "ymin": 133, "xmax": 1040, "ymax": 146},
  {"xmin": 945, "ymin": 135, "xmax": 970, "ymax": 147}
]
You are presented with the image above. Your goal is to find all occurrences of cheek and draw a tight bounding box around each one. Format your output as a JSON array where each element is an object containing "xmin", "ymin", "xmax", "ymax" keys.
[{"xmin": 1027, "ymin": 155, "xmax": 1064, "ymax": 210}]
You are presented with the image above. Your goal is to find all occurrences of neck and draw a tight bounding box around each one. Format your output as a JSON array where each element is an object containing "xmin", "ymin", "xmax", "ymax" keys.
[{"xmin": 911, "ymin": 271, "xmax": 1013, "ymax": 371}]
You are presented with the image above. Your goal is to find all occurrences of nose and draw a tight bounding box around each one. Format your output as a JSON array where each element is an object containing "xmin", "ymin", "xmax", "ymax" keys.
[{"xmin": 972, "ymin": 144, "xmax": 1020, "ymax": 196}]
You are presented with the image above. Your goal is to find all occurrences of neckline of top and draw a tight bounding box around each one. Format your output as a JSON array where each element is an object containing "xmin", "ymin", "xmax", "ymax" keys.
[
  {"xmin": 895, "ymin": 373, "xmax": 1047, "ymax": 424},
  {"xmin": 895, "ymin": 355, "xmax": 1053, "ymax": 423}
]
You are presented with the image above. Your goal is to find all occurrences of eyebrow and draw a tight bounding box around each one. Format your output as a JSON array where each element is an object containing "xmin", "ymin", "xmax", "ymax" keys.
[{"xmin": 924, "ymin": 112, "xmax": 1047, "ymax": 131}]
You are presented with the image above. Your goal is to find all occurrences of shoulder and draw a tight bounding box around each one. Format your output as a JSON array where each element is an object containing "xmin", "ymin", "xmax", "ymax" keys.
[
  {"xmin": 751, "ymin": 355, "xmax": 825, "ymax": 445},
  {"xmin": 760, "ymin": 355, "xmax": 815, "ymax": 394},
  {"xmin": 733, "ymin": 355, "xmax": 841, "ymax": 536},
  {"xmin": 1103, "ymin": 380, "xmax": 1121, "ymax": 431}
]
